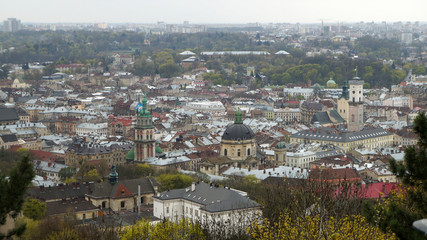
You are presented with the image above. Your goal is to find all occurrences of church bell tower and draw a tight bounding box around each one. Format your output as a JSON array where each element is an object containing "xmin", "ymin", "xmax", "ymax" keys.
[{"xmin": 134, "ymin": 95, "xmax": 155, "ymax": 161}]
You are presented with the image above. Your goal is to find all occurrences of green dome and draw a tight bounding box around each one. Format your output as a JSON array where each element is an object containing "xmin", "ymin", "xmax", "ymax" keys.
[
  {"xmin": 327, "ymin": 79, "xmax": 336, "ymax": 85},
  {"xmin": 275, "ymin": 142, "xmax": 287, "ymax": 149},
  {"xmin": 155, "ymin": 146, "xmax": 162, "ymax": 153},
  {"xmin": 126, "ymin": 148, "xmax": 135, "ymax": 160}
]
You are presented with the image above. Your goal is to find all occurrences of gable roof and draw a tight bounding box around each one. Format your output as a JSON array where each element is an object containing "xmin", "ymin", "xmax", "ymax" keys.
[
  {"xmin": 114, "ymin": 184, "xmax": 134, "ymax": 198},
  {"xmin": 88, "ymin": 177, "xmax": 156, "ymax": 199}
]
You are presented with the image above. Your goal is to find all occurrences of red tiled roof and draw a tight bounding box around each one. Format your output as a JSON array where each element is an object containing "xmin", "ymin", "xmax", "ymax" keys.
[
  {"xmin": 363, "ymin": 182, "xmax": 398, "ymax": 199},
  {"xmin": 30, "ymin": 150, "xmax": 57, "ymax": 161}
]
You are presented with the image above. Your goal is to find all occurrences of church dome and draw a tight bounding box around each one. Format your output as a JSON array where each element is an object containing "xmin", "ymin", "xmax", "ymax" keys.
[
  {"xmin": 222, "ymin": 110, "xmax": 255, "ymax": 141},
  {"xmin": 327, "ymin": 79, "xmax": 336, "ymax": 84},
  {"xmin": 126, "ymin": 148, "xmax": 134, "ymax": 161},
  {"xmin": 155, "ymin": 146, "xmax": 162, "ymax": 153},
  {"xmin": 275, "ymin": 141, "xmax": 288, "ymax": 149}
]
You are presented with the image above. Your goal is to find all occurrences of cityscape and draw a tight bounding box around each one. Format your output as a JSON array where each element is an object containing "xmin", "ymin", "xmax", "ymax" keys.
[{"xmin": 0, "ymin": 5, "xmax": 427, "ymax": 240}]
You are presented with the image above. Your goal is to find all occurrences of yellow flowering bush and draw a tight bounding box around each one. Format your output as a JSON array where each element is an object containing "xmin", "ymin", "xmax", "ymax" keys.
[
  {"xmin": 249, "ymin": 212, "xmax": 396, "ymax": 240},
  {"xmin": 119, "ymin": 218, "xmax": 207, "ymax": 240}
]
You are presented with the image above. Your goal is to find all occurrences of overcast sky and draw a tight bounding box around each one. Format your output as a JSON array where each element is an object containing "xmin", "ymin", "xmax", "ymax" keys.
[{"xmin": 2, "ymin": 0, "xmax": 427, "ymax": 24}]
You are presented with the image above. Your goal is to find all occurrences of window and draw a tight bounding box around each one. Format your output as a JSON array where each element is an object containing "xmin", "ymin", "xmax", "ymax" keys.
[
  {"xmin": 190, "ymin": 208, "xmax": 193, "ymax": 215},
  {"xmin": 247, "ymin": 148, "xmax": 250, "ymax": 156},
  {"xmin": 224, "ymin": 149, "xmax": 227, "ymax": 156},
  {"xmin": 195, "ymin": 210, "xmax": 198, "ymax": 216},
  {"xmin": 186, "ymin": 207, "xmax": 188, "ymax": 213},
  {"xmin": 83, "ymin": 214, "xmax": 86, "ymax": 219},
  {"xmin": 166, "ymin": 207, "xmax": 169, "ymax": 214},
  {"xmin": 238, "ymin": 149, "xmax": 241, "ymax": 157},
  {"xmin": 121, "ymin": 201, "xmax": 125, "ymax": 208},
  {"xmin": 102, "ymin": 201, "xmax": 106, "ymax": 209}
]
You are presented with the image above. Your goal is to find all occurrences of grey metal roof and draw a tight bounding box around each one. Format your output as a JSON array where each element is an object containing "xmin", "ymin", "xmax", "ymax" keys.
[
  {"xmin": 0, "ymin": 107, "xmax": 19, "ymax": 122},
  {"xmin": 154, "ymin": 182, "xmax": 260, "ymax": 213},
  {"xmin": 0, "ymin": 134, "xmax": 18, "ymax": 143},
  {"xmin": 312, "ymin": 112, "xmax": 333, "ymax": 124},
  {"xmin": 291, "ymin": 126, "xmax": 392, "ymax": 143}
]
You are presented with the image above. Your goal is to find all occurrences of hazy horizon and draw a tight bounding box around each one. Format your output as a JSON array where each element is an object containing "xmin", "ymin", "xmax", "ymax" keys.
[{"xmin": 2, "ymin": 0, "xmax": 427, "ymax": 24}]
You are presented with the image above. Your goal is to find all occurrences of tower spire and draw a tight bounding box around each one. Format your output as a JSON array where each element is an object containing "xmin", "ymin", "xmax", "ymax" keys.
[{"xmin": 235, "ymin": 109, "xmax": 243, "ymax": 124}]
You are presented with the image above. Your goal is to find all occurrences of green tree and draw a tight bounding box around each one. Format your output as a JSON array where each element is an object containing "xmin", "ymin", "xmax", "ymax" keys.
[
  {"xmin": 23, "ymin": 198, "xmax": 46, "ymax": 221},
  {"xmin": 296, "ymin": 95, "xmax": 305, "ymax": 101},
  {"xmin": 363, "ymin": 112, "xmax": 427, "ymax": 239},
  {"xmin": 390, "ymin": 112, "xmax": 427, "ymax": 215},
  {"xmin": 117, "ymin": 164, "xmax": 154, "ymax": 180},
  {"xmin": 0, "ymin": 65, "xmax": 9, "ymax": 79},
  {"xmin": 414, "ymin": 65, "xmax": 426, "ymax": 76},
  {"xmin": 82, "ymin": 169, "xmax": 102, "ymax": 182},
  {"xmin": 363, "ymin": 82, "xmax": 371, "ymax": 89},
  {"xmin": 157, "ymin": 174, "xmax": 193, "ymax": 191},
  {"xmin": 0, "ymin": 154, "xmax": 35, "ymax": 239},
  {"xmin": 58, "ymin": 167, "xmax": 76, "ymax": 181},
  {"xmin": 158, "ymin": 62, "xmax": 180, "ymax": 78}
]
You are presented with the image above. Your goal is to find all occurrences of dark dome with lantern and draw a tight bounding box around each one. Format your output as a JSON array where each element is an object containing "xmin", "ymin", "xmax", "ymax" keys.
[{"xmin": 222, "ymin": 110, "xmax": 255, "ymax": 141}]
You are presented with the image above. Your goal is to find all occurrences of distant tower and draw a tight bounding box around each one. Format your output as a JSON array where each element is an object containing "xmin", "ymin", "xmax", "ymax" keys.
[
  {"xmin": 337, "ymin": 77, "xmax": 364, "ymax": 132},
  {"xmin": 337, "ymin": 81, "xmax": 350, "ymax": 122},
  {"xmin": 349, "ymin": 77, "xmax": 364, "ymax": 103},
  {"xmin": 134, "ymin": 95, "xmax": 155, "ymax": 161}
]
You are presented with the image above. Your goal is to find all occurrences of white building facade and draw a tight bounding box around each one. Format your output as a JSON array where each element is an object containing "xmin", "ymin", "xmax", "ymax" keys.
[
  {"xmin": 76, "ymin": 123, "xmax": 108, "ymax": 136},
  {"xmin": 153, "ymin": 182, "xmax": 260, "ymax": 231}
]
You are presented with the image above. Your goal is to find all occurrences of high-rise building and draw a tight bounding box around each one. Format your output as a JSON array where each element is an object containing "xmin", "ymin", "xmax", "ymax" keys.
[
  {"xmin": 400, "ymin": 32, "xmax": 413, "ymax": 45},
  {"xmin": 133, "ymin": 95, "xmax": 155, "ymax": 162},
  {"xmin": 3, "ymin": 18, "xmax": 21, "ymax": 32}
]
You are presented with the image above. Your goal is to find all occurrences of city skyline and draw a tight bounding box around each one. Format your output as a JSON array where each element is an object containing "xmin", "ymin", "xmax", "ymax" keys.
[{"xmin": 2, "ymin": 0, "xmax": 427, "ymax": 24}]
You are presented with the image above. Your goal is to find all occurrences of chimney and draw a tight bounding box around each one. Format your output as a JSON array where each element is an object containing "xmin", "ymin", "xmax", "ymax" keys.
[{"xmin": 191, "ymin": 182, "xmax": 196, "ymax": 191}]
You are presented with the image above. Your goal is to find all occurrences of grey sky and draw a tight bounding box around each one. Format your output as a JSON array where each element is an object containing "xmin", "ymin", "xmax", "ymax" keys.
[{"xmin": 2, "ymin": 0, "xmax": 427, "ymax": 24}]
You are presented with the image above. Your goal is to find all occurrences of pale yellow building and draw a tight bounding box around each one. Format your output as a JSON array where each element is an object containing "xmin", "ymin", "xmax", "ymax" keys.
[{"xmin": 290, "ymin": 126, "xmax": 393, "ymax": 153}]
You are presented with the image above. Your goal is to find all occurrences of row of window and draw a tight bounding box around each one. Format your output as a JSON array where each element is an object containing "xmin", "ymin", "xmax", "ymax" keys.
[{"xmin": 224, "ymin": 148, "xmax": 251, "ymax": 157}]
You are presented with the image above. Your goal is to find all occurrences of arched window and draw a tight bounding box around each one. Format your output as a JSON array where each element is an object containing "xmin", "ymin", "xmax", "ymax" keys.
[
  {"xmin": 247, "ymin": 148, "xmax": 251, "ymax": 156},
  {"xmin": 224, "ymin": 149, "xmax": 227, "ymax": 156},
  {"xmin": 238, "ymin": 149, "xmax": 241, "ymax": 157}
]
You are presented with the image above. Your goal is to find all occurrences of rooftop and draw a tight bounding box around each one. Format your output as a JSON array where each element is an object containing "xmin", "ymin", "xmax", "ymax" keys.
[{"xmin": 154, "ymin": 182, "xmax": 260, "ymax": 213}]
